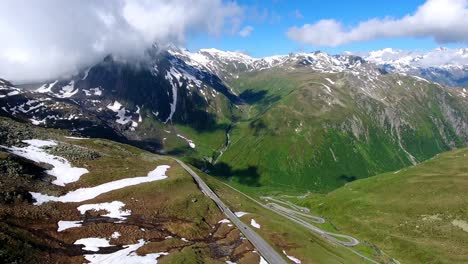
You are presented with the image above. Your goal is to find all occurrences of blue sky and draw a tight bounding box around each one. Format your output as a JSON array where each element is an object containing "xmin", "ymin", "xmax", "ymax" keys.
[{"xmin": 187, "ymin": 0, "xmax": 465, "ymax": 57}]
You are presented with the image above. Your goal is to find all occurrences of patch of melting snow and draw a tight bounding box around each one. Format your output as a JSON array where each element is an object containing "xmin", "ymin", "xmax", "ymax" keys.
[
  {"xmin": 57, "ymin": 220, "xmax": 82, "ymax": 232},
  {"xmin": 412, "ymin": 75, "xmax": 430, "ymax": 83},
  {"xmin": 176, "ymin": 134, "xmax": 196, "ymax": 148},
  {"xmin": 107, "ymin": 101, "xmax": 123, "ymax": 112},
  {"xmin": 282, "ymin": 250, "xmax": 301, "ymax": 263},
  {"xmin": 235, "ymin": 211, "xmax": 249, "ymax": 217},
  {"xmin": 111, "ymin": 231, "xmax": 121, "ymax": 239},
  {"xmin": 83, "ymin": 239, "xmax": 168, "ymax": 264},
  {"xmin": 322, "ymin": 83, "xmax": 332, "ymax": 93},
  {"xmin": 82, "ymin": 67, "xmax": 91, "ymax": 80},
  {"xmin": 78, "ymin": 201, "xmax": 131, "ymax": 220},
  {"xmin": 74, "ymin": 237, "xmax": 112, "ymax": 252},
  {"xmin": 325, "ymin": 78, "xmax": 335, "ymax": 85},
  {"xmin": 181, "ymin": 238, "xmax": 189, "ymax": 242},
  {"xmin": 164, "ymin": 68, "xmax": 179, "ymax": 123},
  {"xmin": 65, "ymin": 136, "xmax": 89, "ymax": 140},
  {"xmin": 36, "ymin": 80, "xmax": 58, "ymax": 93},
  {"xmin": 30, "ymin": 165, "xmax": 170, "ymax": 205},
  {"xmin": 218, "ymin": 219, "xmax": 231, "ymax": 224},
  {"xmin": 106, "ymin": 101, "xmax": 137, "ymax": 126},
  {"xmin": 259, "ymin": 256, "xmax": 268, "ymax": 264},
  {"xmin": 57, "ymin": 80, "xmax": 79, "ymax": 98},
  {"xmin": 91, "ymin": 87, "xmax": 102, "ymax": 96},
  {"xmin": 452, "ymin": 219, "xmax": 468, "ymax": 233},
  {"xmin": 250, "ymin": 219, "xmax": 261, "ymax": 229},
  {"xmin": 1, "ymin": 139, "xmax": 89, "ymax": 186}
]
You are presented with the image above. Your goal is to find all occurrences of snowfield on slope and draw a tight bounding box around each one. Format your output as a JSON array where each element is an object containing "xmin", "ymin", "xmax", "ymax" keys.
[
  {"xmin": 74, "ymin": 237, "xmax": 112, "ymax": 252},
  {"xmin": 250, "ymin": 219, "xmax": 261, "ymax": 229},
  {"xmin": 0, "ymin": 139, "xmax": 89, "ymax": 186},
  {"xmin": 176, "ymin": 134, "xmax": 196, "ymax": 148},
  {"xmin": 283, "ymin": 250, "xmax": 301, "ymax": 263},
  {"xmin": 235, "ymin": 211, "xmax": 249, "ymax": 217},
  {"xmin": 57, "ymin": 220, "xmax": 82, "ymax": 232},
  {"xmin": 78, "ymin": 201, "xmax": 131, "ymax": 220},
  {"xmin": 30, "ymin": 165, "xmax": 170, "ymax": 205},
  {"xmin": 82, "ymin": 239, "xmax": 169, "ymax": 264}
]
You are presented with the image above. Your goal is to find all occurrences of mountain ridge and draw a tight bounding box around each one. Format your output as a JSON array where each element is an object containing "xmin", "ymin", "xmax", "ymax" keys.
[{"xmin": 1, "ymin": 45, "xmax": 468, "ymax": 192}]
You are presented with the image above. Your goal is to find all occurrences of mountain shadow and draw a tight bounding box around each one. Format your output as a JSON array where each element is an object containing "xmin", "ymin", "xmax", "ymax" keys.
[{"xmin": 188, "ymin": 159, "xmax": 261, "ymax": 187}]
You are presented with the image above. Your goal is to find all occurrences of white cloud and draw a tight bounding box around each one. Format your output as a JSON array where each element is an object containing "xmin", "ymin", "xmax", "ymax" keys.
[
  {"xmin": 287, "ymin": 0, "xmax": 468, "ymax": 47},
  {"xmin": 0, "ymin": 0, "xmax": 243, "ymax": 83},
  {"xmin": 238, "ymin": 25, "xmax": 254, "ymax": 37}
]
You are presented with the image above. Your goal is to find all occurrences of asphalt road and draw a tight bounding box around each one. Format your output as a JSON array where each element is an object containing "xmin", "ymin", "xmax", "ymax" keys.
[
  {"xmin": 174, "ymin": 159, "xmax": 287, "ymax": 264},
  {"xmin": 221, "ymin": 183, "xmax": 380, "ymax": 263}
]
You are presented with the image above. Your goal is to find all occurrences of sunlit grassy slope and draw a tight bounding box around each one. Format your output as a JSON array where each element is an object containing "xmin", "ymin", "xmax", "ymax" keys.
[{"xmin": 292, "ymin": 147, "xmax": 468, "ymax": 263}]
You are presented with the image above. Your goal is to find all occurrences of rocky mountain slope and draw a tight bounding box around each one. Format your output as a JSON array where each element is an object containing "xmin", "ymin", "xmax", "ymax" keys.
[
  {"xmin": 0, "ymin": 117, "xmax": 255, "ymax": 263},
  {"xmin": 0, "ymin": 117, "xmax": 370, "ymax": 264},
  {"xmin": 1, "ymin": 46, "xmax": 468, "ymax": 192}
]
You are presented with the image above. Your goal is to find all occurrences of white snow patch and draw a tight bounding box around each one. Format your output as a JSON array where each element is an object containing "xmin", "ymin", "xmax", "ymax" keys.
[
  {"xmin": 176, "ymin": 134, "xmax": 196, "ymax": 148},
  {"xmin": 283, "ymin": 250, "xmax": 301, "ymax": 263},
  {"xmin": 412, "ymin": 75, "xmax": 430, "ymax": 83},
  {"xmin": 84, "ymin": 87, "xmax": 103, "ymax": 96},
  {"xmin": 57, "ymin": 220, "xmax": 82, "ymax": 232},
  {"xmin": 452, "ymin": 219, "xmax": 468, "ymax": 233},
  {"xmin": 78, "ymin": 201, "xmax": 131, "ymax": 220},
  {"xmin": 325, "ymin": 78, "xmax": 335, "ymax": 85},
  {"xmin": 107, "ymin": 101, "xmax": 123, "ymax": 112},
  {"xmin": 65, "ymin": 136, "xmax": 89, "ymax": 140},
  {"xmin": 181, "ymin": 238, "xmax": 189, "ymax": 242},
  {"xmin": 57, "ymin": 80, "xmax": 78, "ymax": 98},
  {"xmin": 250, "ymin": 219, "xmax": 261, "ymax": 229},
  {"xmin": 235, "ymin": 211, "xmax": 249, "ymax": 217},
  {"xmin": 83, "ymin": 239, "xmax": 168, "ymax": 264},
  {"xmin": 1, "ymin": 139, "xmax": 89, "ymax": 186},
  {"xmin": 218, "ymin": 219, "xmax": 231, "ymax": 224},
  {"xmin": 30, "ymin": 165, "xmax": 169, "ymax": 205},
  {"xmin": 111, "ymin": 231, "xmax": 121, "ymax": 239},
  {"xmin": 107, "ymin": 101, "xmax": 134, "ymax": 126},
  {"xmin": 259, "ymin": 256, "xmax": 268, "ymax": 264},
  {"xmin": 36, "ymin": 80, "xmax": 58, "ymax": 93},
  {"xmin": 322, "ymin": 83, "xmax": 332, "ymax": 93},
  {"xmin": 92, "ymin": 87, "xmax": 103, "ymax": 96},
  {"xmin": 164, "ymin": 68, "xmax": 179, "ymax": 123},
  {"xmin": 82, "ymin": 67, "xmax": 91, "ymax": 80},
  {"xmin": 74, "ymin": 237, "xmax": 112, "ymax": 252}
]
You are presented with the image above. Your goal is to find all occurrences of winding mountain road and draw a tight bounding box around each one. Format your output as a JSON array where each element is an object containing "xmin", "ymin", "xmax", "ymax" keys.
[
  {"xmin": 220, "ymin": 183, "xmax": 380, "ymax": 264},
  {"xmin": 174, "ymin": 159, "xmax": 288, "ymax": 264}
]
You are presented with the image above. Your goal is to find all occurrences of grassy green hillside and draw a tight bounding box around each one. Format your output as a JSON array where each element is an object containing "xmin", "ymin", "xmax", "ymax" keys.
[
  {"xmin": 196, "ymin": 167, "xmax": 374, "ymax": 264},
  {"xmin": 210, "ymin": 69, "xmax": 468, "ymax": 192},
  {"xmin": 290, "ymin": 147, "xmax": 468, "ymax": 263}
]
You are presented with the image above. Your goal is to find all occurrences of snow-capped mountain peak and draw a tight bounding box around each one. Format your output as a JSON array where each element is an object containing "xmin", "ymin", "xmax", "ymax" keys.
[{"xmin": 364, "ymin": 47, "xmax": 468, "ymax": 87}]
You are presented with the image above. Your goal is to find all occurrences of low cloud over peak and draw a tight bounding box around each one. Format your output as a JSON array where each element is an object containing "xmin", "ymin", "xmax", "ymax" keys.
[
  {"xmin": 287, "ymin": 0, "xmax": 468, "ymax": 47},
  {"xmin": 0, "ymin": 0, "xmax": 243, "ymax": 83}
]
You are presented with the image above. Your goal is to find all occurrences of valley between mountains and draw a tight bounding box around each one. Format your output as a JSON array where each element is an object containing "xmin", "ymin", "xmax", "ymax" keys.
[{"xmin": 1, "ymin": 46, "xmax": 468, "ymax": 263}]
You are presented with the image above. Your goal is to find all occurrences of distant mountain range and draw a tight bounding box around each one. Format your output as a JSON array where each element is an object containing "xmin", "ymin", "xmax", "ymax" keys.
[
  {"xmin": 1, "ymin": 45, "xmax": 467, "ymax": 192},
  {"xmin": 363, "ymin": 47, "xmax": 468, "ymax": 87}
]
